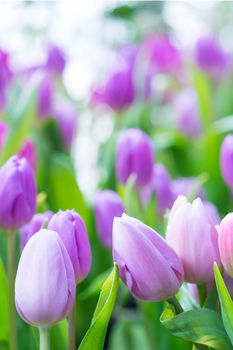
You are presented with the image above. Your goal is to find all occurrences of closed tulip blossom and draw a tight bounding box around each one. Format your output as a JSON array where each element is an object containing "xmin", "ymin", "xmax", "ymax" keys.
[
  {"xmin": 37, "ymin": 73, "xmax": 53, "ymax": 119},
  {"xmin": 0, "ymin": 121, "xmax": 9, "ymax": 151},
  {"xmin": 220, "ymin": 134, "xmax": 233, "ymax": 188},
  {"xmin": 94, "ymin": 190, "xmax": 124, "ymax": 248},
  {"xmin": 15, "ymin": 229, "xmax": 76, "ymax": 327},
  {"xmin": 46, "ymin": 43, "xmax": 66, "ymax": 75},
  {"xmin": 166, "ymin": 196, "xmax": 221, "ymax": 284},
  {"xmin": 172, "ymin": 177, "xmax": 205, "ymax": 200},
  {"xmin": 116, "ymin": 129, "xmax": 154, "ymax": 188},
  {"xmin": 0, "ymin": 49, "xmax": 12, "ymax": 110},
  {"xmin": 18, "ymin": 138, "xmax": 37, "ymax": 171},
  {"xmin": 112, "ymin": 214, "xmax": 184, "ymax": 301},
  {"xmin": 219, "ymin": 213, "xmax": 233, "ymax": 277},
  {"xmin": 204, "ymin": 201, "xmax": 220, "ymax": 225},
  {"xmin": 48, "ymin": 210, "xmax": 92, "ymax": 282},
  {"xmin": 0, "ymin": 155, "xmax": 36, "ymax": 230},
  {"xmin": 20, "ymin": 211, "xmax": 53, "ymax": 250}
]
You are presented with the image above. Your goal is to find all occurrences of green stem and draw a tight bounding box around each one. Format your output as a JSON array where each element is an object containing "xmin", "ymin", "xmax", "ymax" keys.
[
  {"xmin": 167, "ymin": 296, "xmax": 183, "ymax": 314},
  {"xmin": 68, "ymin": 303, "xmax": 76, "ymax": 350},
  {"xmin": 7, "ymin": 230, "xmax": 18, "ymax": 350},
  {"xmin": 39, "ymin": 328, "xmax": 50, "ymax": 350}
]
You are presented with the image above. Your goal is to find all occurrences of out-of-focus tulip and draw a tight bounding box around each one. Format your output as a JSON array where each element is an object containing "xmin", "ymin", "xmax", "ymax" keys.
[
  {"xmin": 52, "ymin": 101, "xmax": 78, "ymax": 149},
  {"xmin": 172, "ymin": 177, "xmax": 205, "ymax": 200},
  {"xmin": 116, "ymin": 128, "xmax": 154, "ymax": 188},
  {"xmin": 143, "ymin": 35, "xmax": 182, "ymax": 74},
  {"xmin": 174, "ymin": 90, "xmax": 201, "ymax": 137},
  {"xmin": 0, "ymin": 121, "xmax": 9, "ymax": 151},
  {"xmin": 37, "ymin": 73, "xmax": 53, "ymax": 119},
  {"xmin": 112, "ymin": 214, "xmax": 183, "ymax": 301},
  {"xmin": 166, "ymin": 196, "xmax": 221, "ymax": 284},
  {"xmin": 204, "ymin": 201, "xmax": 220, "ymax": 225},
  {"xmin": 20, "ymin": 211, "xmax": 53, "ymax": 250},
  {"xmin": 15, "ymin": 229, "xmax": 76, "ymax": 327},
  {"xmin": 46, "ymin": 43, "xmax": 66, "ymax": 75},
  {"xmin": 140, "ymin": 164, "xmax": 174, "ymax": 216},
  {"xmin": 195, "ymin": 36, "xmax": 228, "ymax": 77},
  {"xmin": 220, "ymin": 134, "xmax": 233, "ymax": 188},
  {"xmin": 94, "ymin": 190, "xmax": 124, "ymax": 248},
  {"xmin": 48, "ymin": 210, "xmax": 91, "ymax": 282},
  {"xmin": 18, "ymin": 139, "xmax": 37, "ymax": 171},
  {"xmin": 0, "ymin": 49, "xmax": 11, "ymax": 110},
  {"xmin": 219, "ymin": 213, "xmax": 233, "ymax": 278},
  {"xmin": 0, "ymin": 155, "xmax": 36, "ymax": 230}
]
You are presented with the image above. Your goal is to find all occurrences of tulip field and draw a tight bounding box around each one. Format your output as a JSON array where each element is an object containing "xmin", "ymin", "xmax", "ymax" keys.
[{"xmin": 2, "ymin": 1, "xmax": 233, "ymax": 350}]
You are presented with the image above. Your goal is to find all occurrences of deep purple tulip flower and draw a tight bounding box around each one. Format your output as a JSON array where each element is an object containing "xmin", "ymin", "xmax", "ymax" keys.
[
  {"xmin": 20, "ymin": 211, "xmax": 53, "ymax": 250},
  {"xmin": 113, "ymin": 214, "xmax": 184, "ymax": 301},
  {"xmin": 0, "ymin": 121, "xmax": 9, "ymax": 151},
  {"xmin": 94, "ymin": 190, "xmax": 124, "ymax": 248},
  {"xmin": 52, "ymin": 101, "xmax": 78, "ymax": 149},
  {"xmin": 48, "ymin": 210, "xmax": 92, "ymax": 282},
  {"xmin": 46, "ymin": 43, "xmax": 66, "ymax": 75},
  {"xmin": 195, "ymin": 36, "xmax": 228, "ymax": 77},
  {"xmin": 18, "ymin": 138, "xmax": 37, "ymax": 171},
  {"xmin": 0, "ymin": 155, "xmax": 37, "ymax": 230},
  {"xmin": 166, "ymin": 196, "xmax": 221, "ymax": 284},
  {"xmin": 220, "ymin": 134, "xmax": 233, "ymax": 188},
  {"xmin": 116, "ymin": 129, "xmax": 154, "ymax": 188},
  {"xmin": 37, "ymin": 73, "xmax": 53, "ymax": 119},
  {"xmin": 15, "ymin": 229, "xmax": 76, "ymax": 327},
  {"xmin": 0, "ymin": 49, "xmax": 11, "ymax": 110}
]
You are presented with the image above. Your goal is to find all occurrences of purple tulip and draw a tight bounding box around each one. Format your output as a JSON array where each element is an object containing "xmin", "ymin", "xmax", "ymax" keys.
[
  {"xmin": 48, "ymin": 210, "xmax": 92, "ymax": 282},
  {"xmin": 15, "ymin": 229, "xmax": 76, "ymax": 327},
  {"xmin": 116, "ymin": 129, "xmax": 154, "ymax": 188},
  {"xmin": 112, "ymin": 214, "xmax": 183, "ymax": 301},
  {"xmin": 37, "ymin": 73, "xmax": 53, "ymax": 119},
  {"xmin": 174, "ymin": 90, "xmax": 201, "ymax": 137},
  {"xmin": 195, "ymin": 36, "xmax": 228, "ymax": 77},
  {"xmin": 46, "ymin": 43, "xmax": 66, "ymax": 75},
  {"xmin": 219, "ymin": 213, "xmax": 233, "ymax": 278},
  {"xmin": 172, "ymin": 177, "xmax": 205, "ymax": 200},
  {"xmin": 18, "ymin": 139, "xmax": 37, "ymax": 171},
  {"xmin": 20, "ymin": 211, "xmax": 53, "ymax": 250},
  {"xmin": 140, "ymin": 164, "xmax": 174, "ymax": 216},
  {"xmin": 220, "ymin": 134, "xmax": 233, "ymax": 188},
  {"xmin": 52, "ymin": 101, "xmax": 78, "ymax": 149},
  {"xmin": 94, "ymin": 190, "xmax": 124, "ymax": 248},
  {"xmin": 143, "ymin": 35, "xmax": 182, "ymax": 74},
  {"xmin": 166, "ymin": 196, "xmax": 221, "ymax": 284},
  {"xmin": 0, "ymin": 121, "xmax": 9, "ymax": 151},
  {"xmin": 0, "ymin": 155, "xmax": 37, "ymax": 230},
  {"xmin": 204, "ymin": 201, "xmax": 220, "ymax": 225},
  {"xmin": 0, "ymin": 49, "xmax": 11, "ymax": 110}
]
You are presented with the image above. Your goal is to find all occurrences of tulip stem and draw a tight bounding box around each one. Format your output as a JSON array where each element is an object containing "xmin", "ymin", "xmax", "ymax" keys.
[
  {"xmin": 68, "ymin": 304, "xmax": 76, "ymax": 350},
  {"xmin": 167, "ymin": 296, "xmax": 183, "ymax": 314},
  {"xmin": 39, "ymin": 327, "xmax": 50, "ymax": 350},
  {"xmin": 7, "ymin": 230, "xmax": 18, "ymax": 350}
]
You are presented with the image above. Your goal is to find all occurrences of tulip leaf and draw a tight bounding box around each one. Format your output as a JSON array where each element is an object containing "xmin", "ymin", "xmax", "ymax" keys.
[
  {"xmin": 161, "ymin": 306, "xmax": 232, "ymax": 350},
  {"xmin": 78, "ymin": 264, "xmax": 119, "ymax": 350},
  {"xmin": 0, "ymin": 258, "xmax": 9, "ymax": 344},
  {"xmin": 214, "ymin": 263, "xmax": 233, "ymax": 345},
  {"xmin": 79, "ymin": 268, "xmax": 112, "ymax": 300}
]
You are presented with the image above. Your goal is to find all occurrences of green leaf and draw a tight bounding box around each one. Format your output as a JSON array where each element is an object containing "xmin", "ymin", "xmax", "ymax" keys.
[
  {"xmin": 79, "ymin": 268, "xmax": 112, "ymax": 300},
  {"xmin": 161, "ymin": 306, "xmax": 232, "ymax": 350},
  {"xmin": 0, "ymin": 259, "xmax": 9, "ymax": 344},
  {"xmin": 214, "ymin": 263, "xmax": 233, "ymax": 345},
  {"xmin": 78, "ymin": 264, "xmax": 119, "ymax": 350}
]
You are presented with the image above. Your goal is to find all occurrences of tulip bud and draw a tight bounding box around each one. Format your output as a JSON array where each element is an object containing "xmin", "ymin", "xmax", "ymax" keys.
[
  {"xmin": 112, "ymin": 214, "xmax": 183, "ymax": 301},
  {"xmin": 116, "ymin": 129, "xmax": 154, "ymax": 188},
  {"xmin": 48, "ymin": 210, "xmax": 91, "ymax": 282},
  {"xmin": 15, "ymin": 229, "xmax": 76, "ymax": 327},
  {"xmin": 220, "ymin": 134, "xmax": 233, "ymax": 188},
  {"xmin": 0, "ymin": 155, "xmax": 37, "ymax": 230},
  {"xmin": 172, "ymin": 177, "xmax": 205, "ymax": 200},
  {"xmin": 166, "ymin": 196, "xmax": 221, "ymax": 284},
  {"xmin": 0, "ymin": 49, "xmax": 11, "ymax": 110},
  {"xmin": 195, "ymin": 36, "xmax": 227, "ymax": 78},
  {"xmin": 204, "ymin": 201, "xmax": 220, "ymax": 225},
  {"xmin": 20, "ymin": 211, "xmax": 53, "ymax": 250},
  {"xmin": 37, "ymin": 73, "xmax": 53, "ymax": 119},
  {"xmin": 218, "ymin": 213, "xmax": 233, "ymax": 277},
  {"xmin": 94, "ymin": 190, "xmax": 124, "ymax": 248},
  {"xmin": 52, "ymin": 101, "xmax": 78, "ymax": 149},
  {"xmin": 18, "ymin": 138, "xmax": 37, "ymax": 171},
  {"xmin": 46, "ymin": 43, "xmax": 66, "ymax": 75},
  {"xmin": 0, "ymin": 121, "xmax": 9, "ymax": 151}
]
